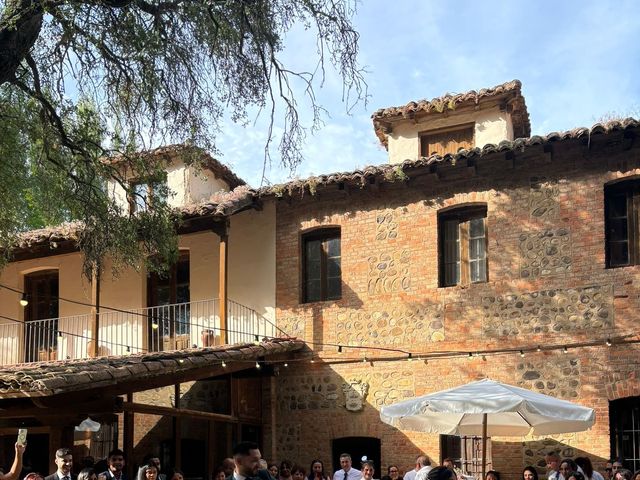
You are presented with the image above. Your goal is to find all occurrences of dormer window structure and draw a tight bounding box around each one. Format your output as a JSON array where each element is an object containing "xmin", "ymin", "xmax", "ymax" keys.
[
  {"xmin": 420, "ymin": 123, "xmax": 474, "ymax": 157},
  {"xmin": 371, "ymin": 80, "xmax": 531, "ymax": 165}
]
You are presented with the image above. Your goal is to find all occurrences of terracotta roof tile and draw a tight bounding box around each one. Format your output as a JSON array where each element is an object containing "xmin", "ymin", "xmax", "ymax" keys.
[
  {"xmin": 371, "ymin": 79, "xmax": 531, "ymax": 148},
  {"xmin": 0, "ymin": 339, "xmax": 304, "ymax": 398},
  {"xmin": 12, "ymin": 185, "xmax": 257, "ymax": 254},
  {"xmin": 259, "ymin": 118, "xmax": 639, "ymax": 198},
  {"xmin": 105, "ymin": 144, "xmax": 246, "ymax": 190}
]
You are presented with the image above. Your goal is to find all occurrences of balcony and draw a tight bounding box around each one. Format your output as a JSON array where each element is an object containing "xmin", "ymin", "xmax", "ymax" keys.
[{"xmin": 0, "ymin": 299, "xmax": 276, "ymax": 366}]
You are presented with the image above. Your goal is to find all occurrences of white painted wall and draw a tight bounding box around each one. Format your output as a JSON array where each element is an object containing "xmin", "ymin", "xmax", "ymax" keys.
[
  {"xmin": 106, "ymin": 161, "xmax": 232, "ymax": 213},
  {"xmin": 387, "ymin": 107, "xmax": 514, "ymax": 164},
  {"xmin": 0, "ymin": 202, "xmax": 276, "ymax": 363}
]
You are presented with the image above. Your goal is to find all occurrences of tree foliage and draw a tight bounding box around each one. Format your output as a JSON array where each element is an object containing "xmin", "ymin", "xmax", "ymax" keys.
[{"xmin": 0, "ymin": 0, "xmax": 365, "ymax": 275}]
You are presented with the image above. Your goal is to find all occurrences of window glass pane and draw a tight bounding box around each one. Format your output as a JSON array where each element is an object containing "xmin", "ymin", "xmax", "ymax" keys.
[
  {"xmin": 610, "ymin": 241, "xmax": 630, "ymax": 266},
  {"xmin": 470, "ymin": 259, "xmax": 487, "ymax": 283},
  {"xmin": 327, "ymin": 276, "xmax": 341, "ymax": 300},
  {"xmin": 608, "ymin": 193, "xmax": 628, "ymax": 218},
  {"xmin": 609, "ymin": 218, "xmax": 629, "ymax": 241},
  {"xmin": 133, "ymin": 183, "xmax": 148, "ymax": 212},
  {"xmin": 306, "ymin": 239, "xmax": 321, "ymax": 260},
  {"xmin": 327, "ymin": 237, "xmax": 341, "ymax": 257},
  {"xmin": 469, "ymin": 217, "xmax": 485, "ymax": 238},
  {"xmin": 305, "ymin": 280, "xmax": 321, "ymax": 302},
  {"xmin": 327, "ymin": 256, "xmax": 341, "ymax": 278},
  {"xmin": 306, "ymin": 258, "xmax": 321, "ymax": 280},
  {"xmin": 444, "ymin": 262, "xmax": 459, "ymax": 286},
  {"xmin": 470, "ymin": 238, "xmax": 485, "ymax": 260}
]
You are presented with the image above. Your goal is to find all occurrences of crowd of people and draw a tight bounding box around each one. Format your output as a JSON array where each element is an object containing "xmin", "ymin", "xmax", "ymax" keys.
[{"xmin": 2, "ymin": 441, "xmax": 640, "ymax": 480}]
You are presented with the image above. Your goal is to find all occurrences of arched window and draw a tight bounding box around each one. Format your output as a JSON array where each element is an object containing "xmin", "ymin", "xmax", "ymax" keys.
[
  {"xmin": 438, "ymin": 205, "xmax": 488, "ymax": 287},
  {"xmin": 301, "ymin": 227, "xmax": 341, "ymax": 303}
]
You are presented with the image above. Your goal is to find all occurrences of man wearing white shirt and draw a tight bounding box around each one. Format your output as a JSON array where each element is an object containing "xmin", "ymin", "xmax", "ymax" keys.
[
  {"xmin": 44, "ymin": 448, "xmax": 75, "ymax": 480},
  {"xmin": 546, "ymin": 453, "xmax": 561, "ymax": 480},
  {"xmin": 231, "ymin": 442, "xmax": 261, "ymax": 480},
  {"xmin": 332, "ymin": 454, "xmax": 360, "ymax": 480},
  {"xmin": 405, "ymin": 456, "xmax": 428, "ymax": 480},
  {"xmin": 414, "ymin": 457, "xmax": 433, "ymax": 480}
]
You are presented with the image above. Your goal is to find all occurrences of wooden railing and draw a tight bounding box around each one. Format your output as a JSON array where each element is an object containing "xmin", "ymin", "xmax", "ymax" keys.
[{"xmin": 0, "ymin": 299, "xmax": 276, "ymax": 366}]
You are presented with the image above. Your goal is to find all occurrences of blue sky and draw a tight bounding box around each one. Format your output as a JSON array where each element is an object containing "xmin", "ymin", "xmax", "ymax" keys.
[{"xmin": 217, "ymin": 0, "xmax": 640, "ymax": 187}]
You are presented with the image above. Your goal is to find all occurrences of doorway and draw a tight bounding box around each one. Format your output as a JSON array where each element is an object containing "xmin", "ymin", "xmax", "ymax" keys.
[
  {"xmin": 610, "ymin": 396, "xmax": 640, "ymax": 472},
  {"xmin": 24, "ymin": 270, "xmax": 59, "ymax": 362},
  {"xmin": 147, "ymin": 252, "xmax": 190, "ymax": 351},
  {"xmin": 332, "ymin": 437, "xmax": 381, "ymax": 477},
  {"xmin": 1, "ymin": 432, "xmax": 49, "ymax": 477}
]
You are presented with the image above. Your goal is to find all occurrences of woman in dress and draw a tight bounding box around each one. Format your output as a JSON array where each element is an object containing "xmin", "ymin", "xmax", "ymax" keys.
[{"xmin": 308, "ymin": 461, "xmax": 330, "ymax": 480}]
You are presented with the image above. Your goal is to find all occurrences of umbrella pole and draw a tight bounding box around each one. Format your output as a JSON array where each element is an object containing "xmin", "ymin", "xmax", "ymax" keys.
[{"xmin": 481, "ymin": 413, "xmax": 487, "ymax": 480}]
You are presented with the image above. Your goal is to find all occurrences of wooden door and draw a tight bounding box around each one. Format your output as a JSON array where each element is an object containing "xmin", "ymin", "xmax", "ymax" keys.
[{"xmin": 24, "ymin": 270, "xmax": 59, "ymax": 362}]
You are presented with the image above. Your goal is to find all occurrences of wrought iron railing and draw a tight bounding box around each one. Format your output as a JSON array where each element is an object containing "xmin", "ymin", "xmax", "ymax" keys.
[{"xmin": 0, "ymin": 299, "xmax": 276, "ymax": 366}]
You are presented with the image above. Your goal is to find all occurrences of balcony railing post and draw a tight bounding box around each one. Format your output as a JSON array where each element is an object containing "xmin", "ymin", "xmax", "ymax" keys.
[
  {"xmin": 90, "ymin": 265, "xmax": 101, "ymax": 358},
  {"xmin": 218, "ymin": 222, "xmax": 229, "ymax": 344}
]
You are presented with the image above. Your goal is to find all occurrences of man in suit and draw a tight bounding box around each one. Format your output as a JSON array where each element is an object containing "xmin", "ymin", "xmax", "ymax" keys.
[
  {"xmin": 229, "ymin": 442, "xmax": 261, "ymax": 480},
  {"xmin": 100, "ymin": 449, "xmax": 127, "ymax": 480},
  {"xmin": 45, "ymin": 448, "xmax": 75, "ymax": 480}
]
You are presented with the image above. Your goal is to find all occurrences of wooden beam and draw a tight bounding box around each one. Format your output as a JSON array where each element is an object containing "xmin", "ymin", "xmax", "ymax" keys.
[
  {"xmin": 219, "ymin": 223, "xmax": 229, "ymax": 344},
  {"xmin": 91, "ymin": 265, "xmax": 101, "ymax": 358},
  {"xmin": 123, "ymin": 393, "xmax": 134, "ymax": 480},
  {"xmin": 122, "ymin": 402, "xmax": 239, "ymax": 423},
  {"xmin": 0, "ymin": 397, "xmax": 123, "ymax": 418}
]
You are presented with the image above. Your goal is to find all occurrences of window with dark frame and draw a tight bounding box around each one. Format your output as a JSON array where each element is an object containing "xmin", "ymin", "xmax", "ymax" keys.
[
  {"xmin": 420, "ymin": 123, "xmax": 474, "ymax": 157},
  {"xmin": 605, "ymin": 180, "xmax": 640, "ymax": 268},
  {"xmin": 302, "ymin": 228, "xmax": 341, "ymax": 303},
  {"xmin": 438, "ymin": 205, "xmax": 488, "ymax": 287}
]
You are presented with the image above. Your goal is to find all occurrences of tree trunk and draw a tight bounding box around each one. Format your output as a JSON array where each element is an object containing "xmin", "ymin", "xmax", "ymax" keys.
[{"xmin": 0, "ymin": 0, "xmax": 44, "ymax": 85}]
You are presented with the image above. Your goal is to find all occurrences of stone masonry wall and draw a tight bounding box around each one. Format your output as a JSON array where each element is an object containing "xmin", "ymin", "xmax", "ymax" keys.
[{"xmin": 274, "ymin": 139, "xmax": 640, "ymax": 479}]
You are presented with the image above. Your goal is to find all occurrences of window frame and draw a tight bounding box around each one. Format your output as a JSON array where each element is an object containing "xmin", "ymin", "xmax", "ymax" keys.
[
  {"xmin": 419, "ymin": 122, "xmax": 475, "ymax": 157},
  {"xmin": 128, "ymin": 177, "xmax": 168, "ymax": 214},
  {"xmin": 300, "ymin": 227, "xmax": 342, "ymax": 304},
  {"xmin": 438, "ymin": 205, "xmax": 488, "ymax": 287},
  {"xmin": 605, "ymin": 180, "xmax": 640, "ymax": 268}
]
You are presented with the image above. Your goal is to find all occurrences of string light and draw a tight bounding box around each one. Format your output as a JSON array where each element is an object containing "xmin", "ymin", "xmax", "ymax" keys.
[
  {"xmin": 255, "ymin": 361, "xmax": 261, "ymax": 369},
  {"xmin": 536, "ymin": 345, "xmax": 542, "ymax": 352},
  {"xmin": 283, "ymin": 362, "xmax": 288, "ymax": 367},
  {"xmin": 19, "ymin": 294, "xmax": 28, "ymax": 307},
  {"xmin": 562, "ymin": 346, "xmax": 569, "ymax": 354},
  {"xmin": 519, "ymin": 350, "xmax": 525, "ymax": 358},
  {"xmin": 606, "ymin": 339, "xmax": 612, "ymax": 347},
  {"xmin": 407, "ymin": 353, "xmax": 413, "ymax": 362},
  {"xmin": 57, "ymin": 331, "xmax": 63, "ymax": 341},
  {"xmin": 468, "ymin": 352, "xmax": 473, "ymax": 359},
  {"xmin": 254, "ymin": 335, "xmax": 260, "ymax": 346},
  {"xmin": 221, "ymin": 361, "xmax": 227, "ymax": 368},
  {"xmin": 338, "ymin": 345, "xmax": 343, "ymax": 354},
  {"xmin": 151, "ymin": 320, "xmax": 159, "ymax": 330}
]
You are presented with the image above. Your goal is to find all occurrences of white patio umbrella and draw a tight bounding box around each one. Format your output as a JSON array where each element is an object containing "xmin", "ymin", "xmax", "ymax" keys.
[{"xmin": 380, "ymin": 379, "xmax": 595, "ymax": 479}]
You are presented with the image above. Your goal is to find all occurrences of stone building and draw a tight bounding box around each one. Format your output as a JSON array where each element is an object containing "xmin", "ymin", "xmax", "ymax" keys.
[
  {"xmin": 271, "ymin": 81, "xmax": 640, "ymax": 477},
  {"xmin": 0, "ymin": 80, "xmax": 639, "ymax": 480}
]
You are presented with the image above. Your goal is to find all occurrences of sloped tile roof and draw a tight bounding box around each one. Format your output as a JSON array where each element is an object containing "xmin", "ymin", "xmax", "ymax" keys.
[
  {"xmin": 13, "ymin": 186, "xmax": 256, "ymax": 252},
  {"xmin": 259, "ymin": 118, "xmax": 639, "ymax": 198},
  {"xmin": 371, "ymin": 79, "xmax": 531, "ymax": 148},
  {"xmin": 106, "ymin": 144, "xmax": 246, "ymax": 190},
  {"xmin": 0, "ymin": 338, "xmax": 304, "ymax": 398}
]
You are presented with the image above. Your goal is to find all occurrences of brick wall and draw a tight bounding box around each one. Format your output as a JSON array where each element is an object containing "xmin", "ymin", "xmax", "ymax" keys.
[{"xmin": 273, "ymin": 139, "xmax": 640, "ymax": 478}]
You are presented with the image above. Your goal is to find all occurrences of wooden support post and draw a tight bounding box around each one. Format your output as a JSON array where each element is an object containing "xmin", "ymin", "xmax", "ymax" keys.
[
  {"xmin": 207, "ymin": 421, "xmax": 216, "ymax": 479},
  {"xmin": 174, "ymin": 383, "xmax": 182, "ymax": 470},
  {"xmin": 90, "ymin": 265, "xmax": 101, "ymax": 358},
  {"xmin": 218, "ymin": 223, "xmax": 229, "ymax": 344},
  {"xmin": 124, "ymin": 393, "xmax": 134, "ymax": 480}
]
